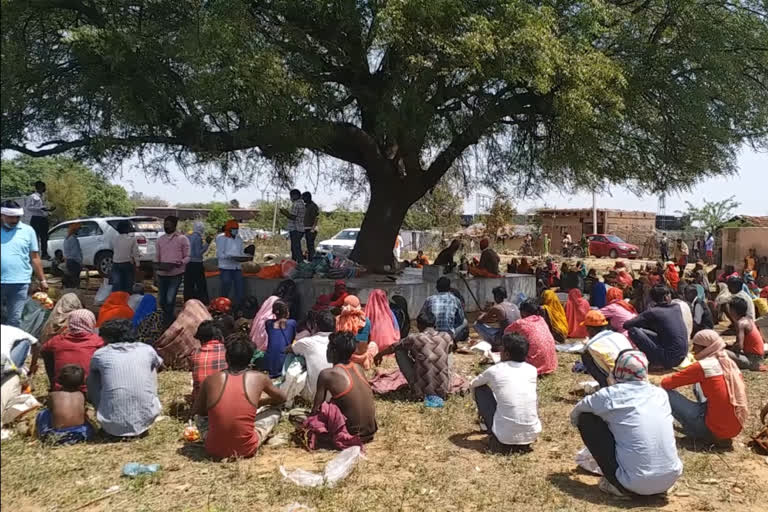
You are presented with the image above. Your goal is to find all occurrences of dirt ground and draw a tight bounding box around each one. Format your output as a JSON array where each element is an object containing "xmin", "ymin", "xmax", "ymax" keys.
[{"xmin": 2, "ymin": 260, "xmax": 767, "ymax": 512}]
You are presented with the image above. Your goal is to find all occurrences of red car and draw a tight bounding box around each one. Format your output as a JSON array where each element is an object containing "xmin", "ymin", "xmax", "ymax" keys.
[{"xmin": 587, "ymin": 234, "xmax": 640, "ymax": 259}]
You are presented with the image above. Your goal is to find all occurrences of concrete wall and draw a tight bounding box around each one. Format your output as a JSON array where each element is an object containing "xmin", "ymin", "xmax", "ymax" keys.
[
  {"xmin": 206, "ymin": 272, "xmax": 537, "ymax": 318},
  {"xmin": 721, "ymin": 227, "xmax": 768, "ymax": 269}
]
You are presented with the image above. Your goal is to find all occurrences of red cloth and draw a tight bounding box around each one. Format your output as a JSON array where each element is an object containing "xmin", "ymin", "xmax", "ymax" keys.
[
  {"xmin": 661, "ymin": 359, "xmax": 743, "ymax": 439},
  {"xmin": 329, "ymin": 281, "xmax": 349, "ymax": 308},
  {"xmin": 607, "ymin": 287, "xmax": 637, "ymax": 313},
  {"xmin": 297, "ymin": 401, "xmax": 364, "ymax": 451},
  {"xmin": 190, "ymin": 340, "xmax": 228, "ymax": 403},
  {"xmin": 363, "ymin": 290, "xmax": 400, "ymax": 352},
  {"xmin": 665, "ymin": 264, "xmax": 680, "ymax": 290},
  {"xmin": 760, "ymin": 286, "xmax": 768, "ymax": 299},
  {"xmin": 617, "ymin": 271, "xmax": 633, "ymax": 288},
  {"xmin": 504, "ymin": 316, "xmax": 558, "ymax": 375},
  {"xmin": 205, "ymin": 373, "xmax": 261, "ymax": 458},
  {"xmin": 565, "ymin": 289, "xmax": 590, "ymax": 338},
  {"xmin": 41, "ymin": 331, "xmax": 105, "ymax": 392},
  {"xmin": 97, "ymin": 292, "xmax": 134, "ymax": 327}
]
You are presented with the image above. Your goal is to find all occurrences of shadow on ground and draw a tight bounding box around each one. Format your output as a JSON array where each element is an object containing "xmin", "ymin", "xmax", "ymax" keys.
[{"xmin": 547, "ymin": 470, "xmax": 671, "ymax": 508}]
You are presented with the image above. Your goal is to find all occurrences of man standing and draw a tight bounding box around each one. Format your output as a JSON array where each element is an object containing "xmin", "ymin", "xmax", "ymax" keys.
[
  {"xmin": 674, "ymin": 238, "xmax": 689, "ymax": 269},
  {"xmin": 280, "ymin": 189, "xmax": 305, "ymax": 263},
  {"xmin": 302, "ymin": 192, "xmax": 319, "ymax": 260},
  {"xmin": 705, "ymin": 233, "xmax": 715, "ymax": 264},
  {"xmin": 62, "ymin": 222, "xmax": 83, "ymax": 289},
  {"xmin": 25, "ymin": 181, "xmax": 55, "ymax": 259},
  {"xmin": 394, "ymin": 232, "xmax": 404, "ymax": 261},
  {"xmin": 659, "ymin": 234, "xmax": 669, "ymax": 262},
  {"xmin": 1, "ymin": 200, "xmax": 48, "ymax": 327},
  {"xmin": 542, "ymin": 233, "xmax": 550, "ymax": 256},
  {"xmin": 155, "ymin": 216, "xmax": 189, "ymax": 325},
  {"xmin": 216, "ymin": 220, "xmax": 245, "ymax": 308},
  {"xmin": 374, "ymin": 310, "xmax": 454, "ymax": 399},
  {"xmin": 185, "ymin": 221, "xmax": 211, "ymax": 303}
]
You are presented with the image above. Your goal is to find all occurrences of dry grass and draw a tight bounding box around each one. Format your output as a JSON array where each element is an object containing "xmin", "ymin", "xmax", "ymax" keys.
[{"xmin": 3, "ymin": 329, "xmax": 767, "ymax": 512}]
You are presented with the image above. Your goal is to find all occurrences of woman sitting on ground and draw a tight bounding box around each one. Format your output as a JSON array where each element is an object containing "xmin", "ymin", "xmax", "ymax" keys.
[
  {"xmin": 504, "ymin": 300, "xmax": 557, "ymax": 376},
  {"xmin": 661, "ymin": 329, "xmax": 749, "ymax": 444},
  {"xmin": 540, "ymin": 289, "xmax": 567, "ymax": 343},
  {"xmin": 97, "ymin": 291, "xmax": 134, "ymax": 327},
  {"xmin": 363, "ymin": 289, "xmax": 400, "ymax": 353},
  {"xmin": 336, "ymin": 295, "xmax": 377, "ymax": 369},
  {"xmin": 264, "ymin": 301, "xmax": 297, "ymax": 378},
  {"xmin": 565, "ymin": 289, "xmax": 590, "ymax": 339},
  {"xmin": 153, "ymin": 299, "xmax": 212, "ymax": 370},
  {"xmin": 40, "ymin": 293, "xmax": 83, "ymax": 343},
  {"xmin": 41, "ymin": 309, "xmax": 104, "ymax": 392},
  {"xmin": 600, "ymin": 288, "xmax": 637, "ymax": 337}
]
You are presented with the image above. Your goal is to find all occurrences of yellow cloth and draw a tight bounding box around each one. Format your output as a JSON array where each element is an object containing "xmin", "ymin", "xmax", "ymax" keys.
[
  {"xmin": 541, "ymin": 289, "xmax": 568, "ymax": 339},
  {"xmin": 754, "ymin": 298, "xmax": 768, "ymax": 318}
]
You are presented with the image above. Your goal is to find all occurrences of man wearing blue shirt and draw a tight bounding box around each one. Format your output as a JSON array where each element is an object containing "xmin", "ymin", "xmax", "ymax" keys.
[{"xmin": 1, "ymin": 200, "xmax": 49, "ymax": 327}]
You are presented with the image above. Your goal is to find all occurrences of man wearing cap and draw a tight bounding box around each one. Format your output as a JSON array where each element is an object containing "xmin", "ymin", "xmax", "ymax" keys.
[
  {"xmin": 570, "ymin": 350, "xmax": 682, "ymax": 497},
  {"xmin": 580, "ymin": 311, "xmax": 634, "ymax": 388},
  {"xmin": 1, "ymin": 200, "xmax": 49, "ymax": 327}
]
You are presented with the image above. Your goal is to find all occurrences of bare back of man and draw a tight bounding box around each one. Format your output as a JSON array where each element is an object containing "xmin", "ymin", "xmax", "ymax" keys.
[
  {"xmin": 49, "ymin": 391, "xmax": 87, "ymax": 429},
  {"xmin": 314, "ymin": 363, "xmax": 377, "ymax": 442}
]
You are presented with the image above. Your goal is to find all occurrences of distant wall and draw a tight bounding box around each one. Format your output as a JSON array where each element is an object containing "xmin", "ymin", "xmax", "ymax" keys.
[{"xmin": 721, "ymin": 227, "xmax": 768, "ymax": 269}]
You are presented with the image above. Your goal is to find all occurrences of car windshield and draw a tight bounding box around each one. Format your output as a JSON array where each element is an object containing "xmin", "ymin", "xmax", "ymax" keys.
[
  {"xmin": 606, "ymin": 235, "xmax": 625, "ymax": 244},
  {"xmin": 334, "ymin": 230, "xmax": 359, "ymax": 240}
]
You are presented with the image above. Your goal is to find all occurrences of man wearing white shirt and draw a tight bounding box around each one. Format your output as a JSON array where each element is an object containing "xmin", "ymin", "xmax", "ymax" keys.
[
  {"xmin": 287, "ymin": 311, "xmax": 334, "ymax": 400},
  {"xmin": 216, "ymin": 220, "xmax": 245, "ymax": 307},
  {"xmin": 25, "ymin": 181, "xmax": 55, "ymax": 259},
  {"xmin": 470, "ymin": 333, "xmax": 541, "ymax": 453}
]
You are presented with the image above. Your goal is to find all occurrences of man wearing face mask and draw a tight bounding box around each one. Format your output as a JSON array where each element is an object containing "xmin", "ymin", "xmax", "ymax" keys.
[
  {"xmin": 1, "ymin": 200, "xmax": 49, "ymax": 327},
  {"xmin": 216, "ymin": 220, "xmax": 246, "ymax": 308},
  {"xmin": 155, "ymin": 216, "xmax": 190, "ymax": 325}
]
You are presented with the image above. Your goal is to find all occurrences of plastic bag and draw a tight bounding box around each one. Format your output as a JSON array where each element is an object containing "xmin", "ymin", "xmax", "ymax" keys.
[
  {"xmin": 280, "ymin": 446, "xmax": 363, "ymax": 488},
  {"xmin": 94, "ymin": 280, "xmax": 113, "ymax": 306},
  {"xmin": 280, "ymin": 355, "xmax": 308, "ymax": 408},
  {"xmin": 575, "ymin": 447, "xmax": 603, "ymax": 475}
]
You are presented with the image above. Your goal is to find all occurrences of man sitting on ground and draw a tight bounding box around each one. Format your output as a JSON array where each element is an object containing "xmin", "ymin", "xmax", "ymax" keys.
[
  {"xmin": 193, "ymin": 333, "xmax": 286, "ymax": 459},
  {"xmin": 420, "ymin": 277, "xmax": 467, "ymax": 343},
  {"xmin": 579, "ymin": 311, "xmax": 634, "ymax": 388},
  {"xmin": 314, "ymin": 331, "xmax": 377, "ymax": 442},
  {"xmin": 474, "ymin": 286, "xmax": 521, "ymax": 349},
  {"xmin": 623, "ymin": 285, "xmax": 689, "ymax": 369},
  {"xmin": 570, "ymin": 350, "xmax": 682, "ymax": 497},
  {"xmin": 726, "ymin": 296, "xmax": 766, "ymax": 372},
  {"xmin": 36, "ymin": 364, "xmax": 95, "ymax": 445},
  {"xmin": 374, "ymin": 310, "xmax": 454, "ymax": 399},
  {"xmin": 684, "ymin": 284, "xmax": 714, "ymax": 335},
  {"xmin": 470, "ymin": 333, "xmax": 541, "ymax": 454},
  {"xmin": 287, "ymin": 310, "xmax": 335, "ymax": 400},
  {"xmin": 87, "ymin": 319, "xmax": 163, "ymax": 439},
  {"xmin": 190, "ymin": 320, "xmax": 228, "ymax": 404},
  {"xmin": 725, "ymin": 277, "xmax": 755, "ymax": 325}
]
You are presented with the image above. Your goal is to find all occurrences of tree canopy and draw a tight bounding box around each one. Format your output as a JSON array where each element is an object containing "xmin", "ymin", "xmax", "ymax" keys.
[
  {"xmin": 2, "ymin": 0, "xmax": 767, "ymax": 264},
  {"xmin": 0, "ymin": 155, "xmax": 133, "ymax": 222},
  {"xmin": 677, "ymin": 195, "xmax": 741, "ymax": 234}
]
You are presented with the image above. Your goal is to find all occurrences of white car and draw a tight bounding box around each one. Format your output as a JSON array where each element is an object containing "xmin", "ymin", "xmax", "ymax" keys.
[
  {"xmin": 316, "ymin": 228, "xmax": 360, "ymax": 256},
  {"xmin": 47, "ymin": 216, "xmax": 163, "ymax": 276}
]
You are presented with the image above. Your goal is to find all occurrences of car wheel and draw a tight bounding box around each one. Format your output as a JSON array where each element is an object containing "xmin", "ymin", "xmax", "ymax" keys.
[
  {"xmin": 609, "ymin": 249, "xmax": 618, "ymax": 259},
  {"xmin": 95, "ymin": 251, "xmax": 114, "ymax": 277}
]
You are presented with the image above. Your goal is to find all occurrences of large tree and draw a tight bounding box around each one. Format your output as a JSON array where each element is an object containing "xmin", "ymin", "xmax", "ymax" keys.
[{"xmin": 2, "ymin": 1, "xmax": 767, "ymax": 265}]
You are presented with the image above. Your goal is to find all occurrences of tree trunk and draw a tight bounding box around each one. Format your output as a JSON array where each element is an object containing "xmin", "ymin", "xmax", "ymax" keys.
[{"xmin": 349, "ymin": 181, "xmax": 413, "ymax": 268}]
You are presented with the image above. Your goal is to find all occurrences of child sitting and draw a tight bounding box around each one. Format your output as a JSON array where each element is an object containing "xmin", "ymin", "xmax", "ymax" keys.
[{"xmin": 36, "ymin": 364, "xmax": 95, "ymax": 445}]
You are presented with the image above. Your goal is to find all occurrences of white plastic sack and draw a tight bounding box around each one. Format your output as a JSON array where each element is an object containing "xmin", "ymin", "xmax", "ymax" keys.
[
  {"xmin": 280, "ymin": 446, "xmax": 363, "ymax": 488},
  {"xmin": 556, "ymin": 342, "xmax": 586, "ymax": 353},
  {"xmin": 575, "ymin": 447, "xmax": 603, "ymax": 475},
  {"xmin": 469, "ymin": 341, "xmax": 500, "ymax": 364},
  {"xmin": 280, "ymin": 360, "xmax": 308, "ymax": 408},
  {"xmin": 94, "ymin": 280, "xmax": 113, "ymax": 306},
  {"xmin": 2, "ymin": 393, "xmax": 41, "ymax": 426},
  {"xmin": 579, "ymin": 381, "xmax": 600, "ymax": 395}
]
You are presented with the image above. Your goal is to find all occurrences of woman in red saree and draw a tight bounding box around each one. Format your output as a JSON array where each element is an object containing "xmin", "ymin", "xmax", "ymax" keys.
[
  {"xmin": 664, "ymin": 263, "xmax": 680, "ymax": 291},
  {"xmin": 363, "ymin": 289, "xmax": 400, "ymax": 352},
  {"xmin": 565, "ymin": 289, "xmax": 590, "ymax": 338}
]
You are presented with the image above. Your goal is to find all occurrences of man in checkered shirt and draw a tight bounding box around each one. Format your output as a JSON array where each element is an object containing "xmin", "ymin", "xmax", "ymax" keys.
[{"xmin": 420, "ymin": 277, "xmax": 467, "ymax": 342}]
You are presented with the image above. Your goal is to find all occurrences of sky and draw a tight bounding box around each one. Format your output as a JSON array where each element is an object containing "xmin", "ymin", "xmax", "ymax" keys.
[{"xmin": 119, "ymin": 146, "xmax": 768, "ymax": 216}]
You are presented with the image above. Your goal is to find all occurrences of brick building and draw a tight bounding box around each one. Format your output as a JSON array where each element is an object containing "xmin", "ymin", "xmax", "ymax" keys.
[
  {"xmin": 536, "ymin": 208, "xmax": 656, "ymax": 252},
  {"xmin": 720, "ymin": 216, "xmax": 768, "ymax": 270}
]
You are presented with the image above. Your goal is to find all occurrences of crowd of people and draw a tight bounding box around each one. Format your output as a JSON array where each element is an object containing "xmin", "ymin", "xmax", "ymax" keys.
[{"xmin": 2, "ymin": 198, "xmax": 768, "ymax": 500}]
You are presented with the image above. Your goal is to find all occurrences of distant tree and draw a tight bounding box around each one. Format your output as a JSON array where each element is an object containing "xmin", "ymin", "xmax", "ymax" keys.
[
  {"xmin": 229, "ymin": 199, "xmax": 240, "ymax": 208},
  {"xmin": 206, "ymin": 203, "xmax": 230, "ymax": 232},
  {"xmin": 483, "ymin": 197, "xmax": 517, "ymax": 240},
  {"xmin": 0, "ymin": 156, "xmax": 132, "ymax": 222},
  {"xmin": 676, "ymin": 196, "xmax": 741, "ymax": 235},
  {"xmin": 130, "ymin": 192, "xmax": 169, "ymax": 207},
  {"xmin": 404, "ymin": 183, "xmax": 463, "ymax": 232}
]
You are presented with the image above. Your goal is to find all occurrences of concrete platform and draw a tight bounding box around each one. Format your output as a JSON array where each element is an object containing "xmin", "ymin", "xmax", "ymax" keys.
[{"xmin": 206, "ymin": 268, "xmax": 536, "ymax": 318}]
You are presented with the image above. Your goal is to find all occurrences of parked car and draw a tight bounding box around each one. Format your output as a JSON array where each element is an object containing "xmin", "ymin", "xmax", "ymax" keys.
[
  {"xmin": 316, "ymin": 228, "xmax": 360, "ymax": 256},
  {"xmin": 47, "ymin": 216, "xmax": 163, "ymax": 276},
  {"xmin": 587, "ymin": 234, "xmax": 639, "ymax": 259}
]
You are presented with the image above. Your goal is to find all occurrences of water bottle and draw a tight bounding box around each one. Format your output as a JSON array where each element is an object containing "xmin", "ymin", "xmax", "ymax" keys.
[{"xmin": 121, "ymin": 463, "xmax": 160, "ymax": 477}]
